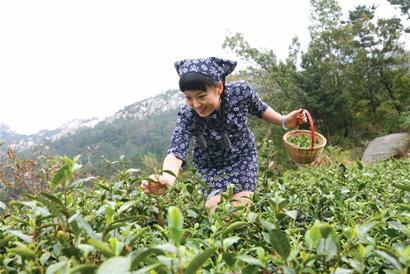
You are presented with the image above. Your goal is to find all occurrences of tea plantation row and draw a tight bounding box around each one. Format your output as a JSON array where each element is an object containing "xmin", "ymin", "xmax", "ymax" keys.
[{"xmin": 0, "ymin": 157, "xmax": 409, "ymax": 273}]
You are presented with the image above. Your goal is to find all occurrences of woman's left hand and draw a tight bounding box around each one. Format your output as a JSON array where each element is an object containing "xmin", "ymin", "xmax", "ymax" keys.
[{"xmin": 284, "ymin": 108, "xmax": 307, "ymax": 129}]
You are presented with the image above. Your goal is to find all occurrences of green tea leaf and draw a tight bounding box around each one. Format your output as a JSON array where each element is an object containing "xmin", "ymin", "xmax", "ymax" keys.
[
  {"xmin": 96, "ymin": 256, "xmax": 130, "ymax": 274},
  {"xmin": 68, "ymin": 263, "xmax": 96, "ymax": 274},
  {"xmin": 318, "ymin": 223, "xmax": 333, "ymax": 238},
  {"xmin": 69, "ymin": 176, "xmax": 97, "ymax": 189},
  {"xmin": 118, "ymin": 201, "xmax": 137, "ymax": 214},
  {"xmin": 46, "ymin": 261, "xmax": 70, "ymax": 274},
  {"xmin": 223, "ymin": 236, "xmax": 240, "ymax": 249},
  {"xmin": 0, "ymin": 234, "xmax": 14, "ymax": 247},
  {"xmin": 74, "ymin": 216, "xmax": 100, "ymax": 240},
  {"xmin": 375, "ymin": 250, "xmax": 401, "ymax": 270},
  {"xmin": 269, "ymin": 229, "xmax": 291, "ymax": 260},
  {"xmin": 393, "ymin": 183, "xmax": 410, "ymax": 191},
  {"xmin": 40, "ymin": 192, "xmax": 65, "ymax": 209},
  {"xmin": 260, "ymin": 219, "xmax": 276, "ymax": 231},
  {"xmin": 387, "ymin": 221, "xmax": 407, "ymax": 233},
  {"xmin": 185, "ymin": 247, "xmax": 216, "ymax": 274},
  {"xmin": 95, "ymin": 182, "xmax": 110, "ymax": 191},
  {"xmin": 167, "ymin": 206, "xmax": 184, "ymax": 246},
  {"xmin": 223, "ymin": 221, "xmax": 247, "ymax": 236},
  {"xmin": 155, "ymin": 243, "xmax": 177, "ymax": 254},
  {"xmin": 88, "ymin": 239, "xmax": 115, "ymax": 258},
  {"xmin": 317, "ymin": 238, "xmax": 338, "ymax": 261},
  {"xmin": 62, "ymin": 247, "xmax": 82, "ymax": 258},
  {"xmin": 235, "ymin": 255, "xmax": 264, "ymax": 267},
  {"xmin": 222, "ymin": 252, "xmax": 237, "ymax": 267},
  {"xmin": 127, "ymin": 227, "xmax": 149, "ymax": 246},
  {"xmin": 333, "ymin": 268, "xmax": 353, "ymax": 274},
  {"xmin": 27, "ymin": 194, "xmax": 65, "ymax": 220},
  {"xmin": 357, "ymin": 222, "xmax": 377, "ymax": 237},
  {"xmin": 51, "ymin": 157, "xmax": 74, "ymax": 190},
  {"xmin": 133, "ymin": 263, "xmax": 161, "ymax": 274},
  {"xmin": 9, "ymin": 245, "xmax": 36, "ymax": 260},
  {"xmin": 305, "ymin": 224, "xmax": 321, "ymax": 250},
  {"xmin": 130, "ymin": 248, "xmax": 163, "ymax": 270},
  {"xmin": 8, "ymin": 230, "xmax": 32, "ymax": 243},
  {"xmin": 284, "ymin": 209, "xmax": 298, "ymax": 220}
]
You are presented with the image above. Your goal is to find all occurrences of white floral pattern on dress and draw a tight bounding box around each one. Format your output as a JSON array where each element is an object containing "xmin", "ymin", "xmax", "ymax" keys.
[{"xmin": 167, "ymin": 80, "xmax": 268, "ymax": 197}]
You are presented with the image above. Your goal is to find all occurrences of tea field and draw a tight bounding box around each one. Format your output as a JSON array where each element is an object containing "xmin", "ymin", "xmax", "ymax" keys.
[{"xmin": 0, "ymin": 157, "xmax": 409, "ymax": 273}]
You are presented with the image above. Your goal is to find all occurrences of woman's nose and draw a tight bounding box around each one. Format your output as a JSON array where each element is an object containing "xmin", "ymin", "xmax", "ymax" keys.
[{"xmin": 193, "ymin": 99, "xmax": 201, "ymax": 109}]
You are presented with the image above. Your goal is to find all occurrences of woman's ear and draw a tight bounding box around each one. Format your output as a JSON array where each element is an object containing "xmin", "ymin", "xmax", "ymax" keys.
[{"xmin": 217, "ymin": 81, "xmax": 224, "ymax": 95}]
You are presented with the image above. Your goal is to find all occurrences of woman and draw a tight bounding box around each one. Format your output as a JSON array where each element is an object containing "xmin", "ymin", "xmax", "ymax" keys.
[{"xmin": 141, "ymin": 57, "xmax": 306, "ymax": 211}]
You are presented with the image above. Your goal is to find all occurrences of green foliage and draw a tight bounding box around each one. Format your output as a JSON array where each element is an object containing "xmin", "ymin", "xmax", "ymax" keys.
[
  {"xmin": 388, "ymin": 0, "xmax": 410, "ymax": 19},
  {"xmin": 224, "ymin": 0, "xmax": 410, "ymax": 148},
  {"xmin": 0, "ymin": 154, "xmax": 408, "ymax": 273},
  {"xmin": 167, "ymin": 206, "xmax": 184, "ymax": 246}
]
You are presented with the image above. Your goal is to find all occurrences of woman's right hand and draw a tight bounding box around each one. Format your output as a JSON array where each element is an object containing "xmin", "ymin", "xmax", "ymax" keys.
[{"xmin": 141, "ymin": 174, "xmax": 173, "ymax": 195}]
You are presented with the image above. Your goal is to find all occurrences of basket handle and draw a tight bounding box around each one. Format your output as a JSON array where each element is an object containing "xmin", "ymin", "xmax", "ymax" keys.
[{"xmin": 299, "ymin": 109, "xmax": 315, "ymax": 149}]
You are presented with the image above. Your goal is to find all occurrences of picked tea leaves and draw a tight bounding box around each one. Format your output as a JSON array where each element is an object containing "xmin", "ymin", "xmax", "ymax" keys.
[{"xmin": 288, "ymin": 135, "xmax": 319, "ymax": 148}]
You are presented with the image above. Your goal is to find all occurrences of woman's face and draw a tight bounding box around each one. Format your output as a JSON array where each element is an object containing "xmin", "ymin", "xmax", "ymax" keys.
[{"xmin": 183, "ymin": 81, "xmax": 223, "ymax": 118}]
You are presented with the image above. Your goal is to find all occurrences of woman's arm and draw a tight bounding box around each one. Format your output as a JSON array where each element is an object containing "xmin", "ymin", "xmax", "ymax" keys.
[
  {"xmin": 261, "ymin": 107, "xmax": 283, "ymax": 125},
  {"xmin": 261, "ymin": 107, "xmax": 306, "ymax": 129},
  {"xmin": 161, "ymin": 154, "xmax": 183, "ymax": 187}
]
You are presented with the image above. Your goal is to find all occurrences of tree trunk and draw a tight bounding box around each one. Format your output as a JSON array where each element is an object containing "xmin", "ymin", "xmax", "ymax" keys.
[{"xmin": 379, "ymin": 67, "xmax": 402, "ymax": 114}]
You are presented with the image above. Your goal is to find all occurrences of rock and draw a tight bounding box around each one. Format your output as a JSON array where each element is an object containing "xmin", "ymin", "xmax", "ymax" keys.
[{"xmin": 362, "ymin": 133, "xmax": 410, "ymax": 163}]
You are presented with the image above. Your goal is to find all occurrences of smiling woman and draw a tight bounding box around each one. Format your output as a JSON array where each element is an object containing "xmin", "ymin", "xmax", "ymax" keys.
[{"xmin": 141, "ymin": 57, "xmax": 307, "ymax": 212}]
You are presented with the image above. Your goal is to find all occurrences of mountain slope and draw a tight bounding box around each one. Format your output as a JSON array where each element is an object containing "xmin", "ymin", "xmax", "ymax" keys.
[{"xmin": 3, "ymin": 90, "xmax": 185, "ymax": 175}]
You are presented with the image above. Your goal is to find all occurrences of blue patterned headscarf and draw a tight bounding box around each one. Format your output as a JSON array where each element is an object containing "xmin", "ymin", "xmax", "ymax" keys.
[{"xmin": 174, "ymin": 57, "xmax": 237, "ymax": 82}]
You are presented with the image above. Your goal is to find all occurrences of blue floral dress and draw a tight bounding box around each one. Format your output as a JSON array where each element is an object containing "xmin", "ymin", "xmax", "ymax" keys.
[{"xmin": 167, "ymin": 80, "xmax": 268, "ymax": 197}]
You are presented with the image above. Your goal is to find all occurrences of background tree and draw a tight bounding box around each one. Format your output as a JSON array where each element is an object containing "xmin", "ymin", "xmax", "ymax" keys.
[
  {"xmin": 387, "ymin": 0, "xmax": 410, "ymax": 20},
  {"xmin": 224, "ymin": 0, "xmax": 410, "ymax": 159}
]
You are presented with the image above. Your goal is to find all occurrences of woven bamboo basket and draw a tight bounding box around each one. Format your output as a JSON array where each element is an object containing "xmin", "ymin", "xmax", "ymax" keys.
[{"xmin": 283, "ymin": 110, "xmax": 327, "ymax": 164}]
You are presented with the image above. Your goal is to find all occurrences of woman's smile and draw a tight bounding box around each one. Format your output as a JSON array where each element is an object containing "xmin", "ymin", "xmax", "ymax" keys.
[
  {"xmin": 184, "ymin": 87, "xmax": 222, "ymax": 118},
  {"xmin": 196, "ymin": 106, "xmax": 208, "ymax": 116}
]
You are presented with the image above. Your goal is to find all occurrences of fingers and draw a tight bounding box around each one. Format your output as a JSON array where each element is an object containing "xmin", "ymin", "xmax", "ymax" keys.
[
  {"xmin": 141, "ymin": 180, "xmax": 153, "ymax": 193},
  {"xmin": 142, "ymin": 182, "xmax": 163, "ymax": 194},
  {"xmin": 158, "ymin": 176, "xmax": 170, "ymax": 186},
  {"xmin": 149, "ymin": 174, "xmax": 159, "ymax": 182},
  {"xmin": 141, "ymin": 174, "xmax": 169, "ymax": 194},
  {"xmin": 296, "ymin": 109, "xmax": 307, "ymax": 124}
]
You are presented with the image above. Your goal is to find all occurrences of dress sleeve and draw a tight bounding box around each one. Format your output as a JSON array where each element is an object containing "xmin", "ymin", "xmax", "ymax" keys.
[
  {"xmin": 166, "ymin": 105, "xmax": 196, "ymax": 161},
  {"xmin": 243, "ymin": 81, "xmax": 268, "ymax": 118}
]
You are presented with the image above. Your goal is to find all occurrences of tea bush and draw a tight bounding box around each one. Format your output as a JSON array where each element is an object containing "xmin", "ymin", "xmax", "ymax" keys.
[{"xmin": 0, "ymin": 156, "xmax": 409, "ymax": 273}]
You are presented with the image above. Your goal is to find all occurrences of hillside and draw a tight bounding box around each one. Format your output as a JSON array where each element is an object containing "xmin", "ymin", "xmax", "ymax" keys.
[{"xmin": 1, "ymin": 90, "xmax": 185, "ymax": 176}]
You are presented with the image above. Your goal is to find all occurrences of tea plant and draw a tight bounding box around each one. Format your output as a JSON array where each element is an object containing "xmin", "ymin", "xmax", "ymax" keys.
[
  {"xmin": 287, "ymin": 135, "xmax": 320, "ymax": 148},
  {"xmin": 0, "ymin": 154, "xmax": 409, "ymax": 273}
]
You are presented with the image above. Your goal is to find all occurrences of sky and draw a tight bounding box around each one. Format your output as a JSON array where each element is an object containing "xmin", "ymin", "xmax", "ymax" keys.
[{"xmin": 0, "ymin": 0, "xmax": 402, "ymax": 134}]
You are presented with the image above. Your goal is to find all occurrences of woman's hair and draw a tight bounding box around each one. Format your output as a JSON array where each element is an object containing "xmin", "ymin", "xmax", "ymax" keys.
[{"xmin": 179, "ymin": 72, "xmax": 219, "ymax": 92}]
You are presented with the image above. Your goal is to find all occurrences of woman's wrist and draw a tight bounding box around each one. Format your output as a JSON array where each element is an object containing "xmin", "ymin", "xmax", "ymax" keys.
[
  {"xmin": 280, "ymin": 115, "xmax": 288, "ymax": 130},
  {"xmin": 161, "ymin": 172, "xmax": 176, "ymax": 187}
]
